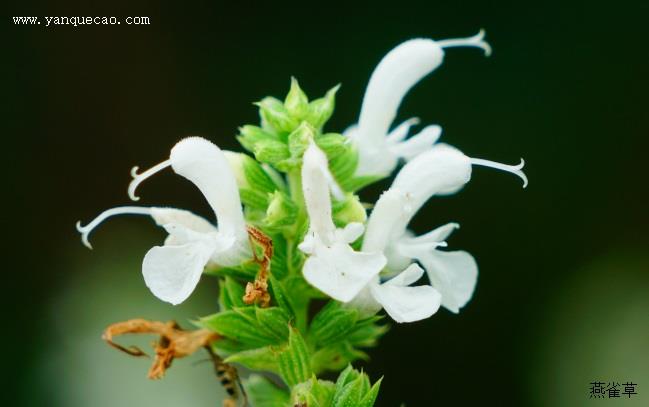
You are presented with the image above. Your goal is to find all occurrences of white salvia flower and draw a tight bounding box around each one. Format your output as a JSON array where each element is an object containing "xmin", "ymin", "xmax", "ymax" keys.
[
  {"xmin": 76, "ymin": 137, "xmax": 251, "ymax": 305},
  {"xmin": 359, "ymin": 143, "xmax": 528, "ymax": 315},
  {"xmin": 298, "ymin": 142, "xmax": 386, "ymax": 302},
  {"xmin": 345, "ymin": 30, "xmax": 492, "ymax": 177}
]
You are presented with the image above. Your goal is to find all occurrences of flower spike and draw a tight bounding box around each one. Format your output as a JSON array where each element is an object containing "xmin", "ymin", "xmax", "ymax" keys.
[
  {"xmin": 128, "ymin": 159, "xmax": 172, "ymax": 201},
  {"xmin": 470, "ymin": 157, "xmax": 528, "ymax": 188}
]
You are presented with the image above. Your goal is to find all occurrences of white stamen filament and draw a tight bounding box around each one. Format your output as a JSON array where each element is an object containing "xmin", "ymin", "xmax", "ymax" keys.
[
  {"xmin": 471, "ymin": 157, "xmax": 528, "ymax": 188},
  {"xmin": 128, "ymin": 160, "xmax": 172, "ymax": 201},
  {"xmin": 437, "ymin": 29, "xmax": 492, "ymax": 57},
  {"xmin": 76, "ymin": 206, "xmax": 153, "ymax": 249}
]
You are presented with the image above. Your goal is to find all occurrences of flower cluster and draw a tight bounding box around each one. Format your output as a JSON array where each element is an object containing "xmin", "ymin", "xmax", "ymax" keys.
[{"xmin": 77, "ymin": 30, "xmax": 526, "ymax": 405}]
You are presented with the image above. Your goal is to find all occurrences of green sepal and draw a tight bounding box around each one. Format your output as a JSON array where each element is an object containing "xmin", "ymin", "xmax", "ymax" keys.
[
  {"xmin": 237, "ymin": 125, "xmax": 279, "ymax": 153},
  {"xmin": 278, "ymin": 327, "xmax": 312, "ymax": 387},
  {"xmin": 253, "ymin": 139, "xmax": 291, "ymax": 167},
  {"xmin": 316, "ymin": 133, "xmax": 347, "ymax": 157},
  {"xmin": 309, "ymin": 302, "xmax": 359, "ymax": 346},
  {"xmin": 199, "ymin": 307, "xmax": 278, "ymax": 348},
  {"xmin": 331, "ymin": 366, "xmax": 381, "ymax": 407},
  {"xmin": 332, "ymin": 194, "xmax": 367, "ymax": 226},
  {"xmin": 344, "ymin": 175, "xmax": 385, "ymax": 193},
  {"xmin": 284, "ymin": 77, "xmax": 309, "ymax": 119},
  {"xmin": 269, "ymin": 235, "xmax": 290, "ymax": 280},
  {"xmin": 245, "ymin": 374, "xmax": 290, "ymax": 407},
  {"xmin": 306, "ymin": 84, "xmax": 340, "ymax": 130},
  {"xmin": 291, "ymin": 376, "xmax": 335, "ymax": 407},
  {"xmin": 240, "ymin": 188, "xmax": 271, "ymax": 210},
  {"xmin": 264, "ymin": 191, "xmax": 298, "ymax": 229},
  {"xmin": 346, "ymin": 315, "xmax": 389, "ymax": 348},
  {"xmin": 311, "ymin": 342, "xmax": 369, "ymax": 374},
  {"xmin": 219, "ymin": 277, "xmax": 246, "ymax": 311},
  {"xmin": 256, "ymin": 307, "xmax": 291, "ymax": 342},
  {"xmin": 224, "ymin": 346, "xmax": 281, "ymax": 374},
  {"xmin": 256, "ymin": 96, "xmax": 299, "ymax": 133},
  {"xmin": 268, "ymin": 275, "xmax": 294, "ymax": 316}
]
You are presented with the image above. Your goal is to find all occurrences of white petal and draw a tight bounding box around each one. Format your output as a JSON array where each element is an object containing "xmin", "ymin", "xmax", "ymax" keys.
[
  {"xmin": 354, "ymin": 39, "xmax": 444, "ymax": 166},
  {"xmin": 409, "ymin": 222, "xmax": 459, "ymax": 245},
  {"xmin": 150, "ymin": 208, "xmax": 217, "ymax": 234},
  {"xmin": 419, "ymin": 250, "xmax": 478, "ymax": 313},
  {"xmin": 170, "ymin": 137, "xmax": 248, "ymax": 244},
  {"xmin": 362, "ymin": 189, "xmax": 410, "ymax": 253},
  {"xmin": 388, "ymin": 125, "xmax": 442, "ymax": 161},
  {"xmin": 370, "ymin": 283, "xmax": 441, "ymax": 323},
  {"xmin": 301, "ymin": 143, "xmax": 337, "ymax": 244},
  {"xmin": 392, "ymin": 143, "xmax": 472, "ymax": 213},
  {"xmin": 383, "ymin": 263, "xmax": 425, "ymax": 287},
  {"xmin": 142, "ymin": 240, "xmax": 215, "ymax": 305},
  {"xmin": 386, "ymin": 117, "xmax": 420, "ymax": 143},
  {"xmin": 338, "ymin": 222, "xmax": 365, "ymax": 244},
  {"xmin": 302, "ymin": 242, "xmax": 386, "ymax": 302}
]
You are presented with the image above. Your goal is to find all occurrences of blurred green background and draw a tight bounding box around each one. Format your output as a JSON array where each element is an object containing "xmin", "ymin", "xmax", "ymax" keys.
[{"xmin": 6, "ymin": 0, "xmax": 648, "ymax": 406}]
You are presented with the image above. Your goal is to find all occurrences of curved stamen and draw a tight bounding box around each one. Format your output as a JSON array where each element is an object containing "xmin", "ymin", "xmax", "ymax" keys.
[
  {"xmin": 437, "ymin": 29, "xmax": 492, "ymax": 57},
  {"xmin": 471, "ymin": 157, "xmax": 528, "ymax": 188},
  {"xmin": 128, "ymin": 160, "xmax": 171, "ymax": 201},
  {"xmin": 76, "ymin": 206, "xmax": 153, "ymax": 249}
]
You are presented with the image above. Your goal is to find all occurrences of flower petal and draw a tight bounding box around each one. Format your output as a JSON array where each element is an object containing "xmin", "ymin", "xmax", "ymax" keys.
[
  {"xmin": 170, "ymin": 137, "xmax": 248, "ymax": 243},
  {"xmin": 392, "ymin": 143, "xmax": 472, "ymax": 213},
  {"xmin": 388, "ymin": 125, "xmax": 442, "ymax": 161},
  {"xmin": 362, "ymin": 189, "xmax": 411, "ymax": 253},
  {"xmin": 301, "ymin": 142, "xmax": 337, "ymax": 244},
  {"xmin": 383, "ymin": 263, "xmax": 425, "ymax": 286},
  {"xmin": 418, "ymin": 250, "xmax": 478, "ymax": 313},
  {"xmin": 370, "ymin": 283, "xmax": 441, "ymax": 323},
  {"xmin": 142, "ymin": 240, "xmax": 215, "ymax": 305},
  {"xmin": 354, "ymin": 39, "xmax": 444, "ymax": 172},
  {"xmin": 302, "ymin": 242, "xmax": 386, "ymax": 302}
]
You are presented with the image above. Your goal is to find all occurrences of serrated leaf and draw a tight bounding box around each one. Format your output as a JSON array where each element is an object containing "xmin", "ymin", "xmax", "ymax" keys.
[
  {"xmin": 224, "ymin": 346, "xmax": 280, "ymax": 373},
  {"xmin": 245, "ymin": 374, "xmax": 290, "ymax": 407},
  {"xmin": 278, "ymin": 328, "xmax": 312, "ymax": 387},
  {"xmin": 309, "ymin": 302, "xmax": 359, "ymax": 346},
  {"xmin": 333, "ymin": 374, "xmax": 365, "ymax": 407},
  {"xmin": 256, "ymin": 307, "xmax": 290, "ymax": 341}
]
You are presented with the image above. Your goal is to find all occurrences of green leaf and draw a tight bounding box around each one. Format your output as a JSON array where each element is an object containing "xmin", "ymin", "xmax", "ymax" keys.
[
  {"xmin": 284, "ymin": 77, "xmax": 309, "ymax": 119},
  {"xmin": 245, "ymin": 374, "xmax": 290, "ymax": 407},
  {"xmin": 311, "ymin": 342, "xmax": 369, "ymax": 374},
  {"xmin": 278, "ymin": 327, "xmax": 312, "ymax": 387},
  {"xmin": 256, "ymin": 307, "xmax": 290, "ymax": 341},
  {"xmin": 224, "ymin": 346, "xmax": 280, "ymax": 374},
  {"xmin": 309, "ymin": 302, "xmax": 359, "ymax": 346}
]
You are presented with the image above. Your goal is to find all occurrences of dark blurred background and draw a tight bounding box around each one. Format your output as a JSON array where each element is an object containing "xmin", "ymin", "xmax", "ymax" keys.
[{"xmin": 6, "ymin": 0, "xmax": 649, "ymax": 406}]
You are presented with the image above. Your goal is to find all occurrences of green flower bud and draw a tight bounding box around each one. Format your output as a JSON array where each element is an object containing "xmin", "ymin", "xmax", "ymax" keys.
[
  {"xmin": 316, "ymin": 132, "xmax": 348, "ymax": 157},
  {"xmin": 256, "ymin": 96, "xmax": 298, "ymax": 133},
  {"xmin": 331, "ymin": 366, "xmax": 382, "ymax": 407},
  {"xmin": 291, "ymin": 377, "xmax": 335, "ymax": 407},
  {"xmin": 333, "ymin": 194, "xmax": 367, "ymax": 226},
  {"xmin": 237, "ymin": 125, "xmax": 277, "ymax": 153},
  {"xmin": 265, "ymin": 191, "xmax": 298, "ymax": 228},
  {"xmin": 284, "ymin": 77, "xmax": 309, "ymax": 119},
  {"xmin": 288, "ymin": 121, "xmax": 316, "ymax": 159},
  {"xmin": 306, "ymin": 84, "xmax": 340, "ymax": 130},
  {"xmin": 253, "ymin": 139, "xmax": 290, "ymax": 166}
]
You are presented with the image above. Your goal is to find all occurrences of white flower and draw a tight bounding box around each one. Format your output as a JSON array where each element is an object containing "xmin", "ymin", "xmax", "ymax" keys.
[
  {"xmin": 359, "ymin": 143, "xmax": 527, "ymax": 315},
  {"xmin": 298, "ymin": 142, "xmax": 386, "ymax": 302},
  {"xmin": 345, "ymin": 30, "xmax": 492, "ymax": 177},
  {"xmin": 76, "ymin": 137, "xmax": 251, "ymax": 305}
]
